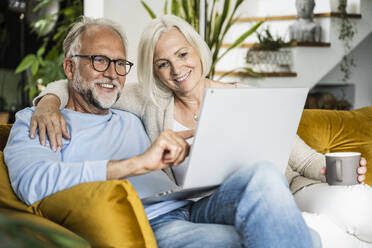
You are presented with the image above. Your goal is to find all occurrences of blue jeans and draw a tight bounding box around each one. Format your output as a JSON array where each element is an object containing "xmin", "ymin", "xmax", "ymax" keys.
[{"xmin": 150, "ymin": 162, "xmax": 321, "ymax": 248}]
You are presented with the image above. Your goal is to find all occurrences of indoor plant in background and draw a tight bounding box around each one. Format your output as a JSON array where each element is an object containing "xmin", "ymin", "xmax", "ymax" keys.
[
  {"xmin": 245, "ymin": 27, "xmax": 292, "ymax": 73},
  {"xmin": 141, "ymin": 0, "xmax": 263, "ymax": 79},
  {"xmin": 15, "ymin": 0, "xmax": 83, "ymax": 99},
  {"xmin": 337, "ymin": 0, "xmax": 356, "ymax": 83}
]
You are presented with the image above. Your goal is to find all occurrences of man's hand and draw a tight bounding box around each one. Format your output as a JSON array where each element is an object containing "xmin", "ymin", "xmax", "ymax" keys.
[
  {"xmin": 136, "ymin": 129, "xmax": 191, "ymax": 173},
  {"xmin": 30, "ymin": 94, "xmax": 70, "ymax": 152},
  {"xmin": 320, "ymin": 157, "xmax": 367, "ymax": 184},
  {"xmin": 107, "ymin": 130, "xmax": 193, "ymax": 180}
]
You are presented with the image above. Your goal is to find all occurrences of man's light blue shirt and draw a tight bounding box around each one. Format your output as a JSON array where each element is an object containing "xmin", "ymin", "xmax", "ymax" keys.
[{"xmin": 4, "ymin": 107, "xmax": 188, "ymax": 219}]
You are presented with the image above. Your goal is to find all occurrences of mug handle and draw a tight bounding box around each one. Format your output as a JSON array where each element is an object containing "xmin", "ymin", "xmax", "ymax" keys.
[{"xmin": 336, "ymin": 160, "xmax": 343, "ymax": 182}]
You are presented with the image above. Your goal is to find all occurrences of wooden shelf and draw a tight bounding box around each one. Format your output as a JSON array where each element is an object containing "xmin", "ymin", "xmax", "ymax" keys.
[
  {"xmin": 221, "ymin": 41, "xmax": 331, "ymax": 48},
  {"xmin": 237, "ymin": 12, "xmax": 362, "ymax": 22},
  {"xmin": 215, "ymin": 71, "xmax": 297, "ymax": 78},
  {"xmin": 292, "ymin": 41, "xmax": 331, "ymax": 47}
]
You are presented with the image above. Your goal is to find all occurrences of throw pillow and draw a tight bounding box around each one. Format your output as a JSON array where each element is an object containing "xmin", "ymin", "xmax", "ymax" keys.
[
  {"xmin": 1, "ymin": 151, "xmax": 157, "ymax": 247},
  {"xmin": 298, "ymin": 107, "xmax": 372, "ymax": 185},
  {"xmin": 35, "ymin": 180, "xmax": 157, "ymax": 248}
]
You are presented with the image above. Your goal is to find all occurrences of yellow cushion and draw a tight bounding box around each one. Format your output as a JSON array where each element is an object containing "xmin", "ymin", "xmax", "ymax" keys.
[
  {"xmin": 34, "ymin": 180, "xmax": 157, "ymax": 248},
  {"xmin": 0, "ymin": 152, "xmax": 89, "ymax": 247},
  {"xmin": 0, "ymin": 151, "xmax": 157, "ymax": 247},
  {"xmin": 298, "ymin": 107, "xmax": 372, "ymax": 186}
]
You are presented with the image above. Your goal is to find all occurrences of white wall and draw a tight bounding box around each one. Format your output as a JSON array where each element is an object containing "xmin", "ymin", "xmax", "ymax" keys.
[
  {"xmin": 83, "ymin": 0, "xmax": 371, "ymax": 108},
  {"xmin": 238, "ymin": 0, "xmax": 360, "ymax": 18},
  {"xmin": 84, "ymin": 0, "xmax": 164, "ymax": 83},
  {"xmin": 84, "ymin": 0, "xmax": 104, "ymax": 18},
  {"xmin": 219, "ymin": 0, "xmax": 372, "ymax": 109},
  {"xmin": 319, "ymin": 32, "xmax": 372, "ymax": 108}
]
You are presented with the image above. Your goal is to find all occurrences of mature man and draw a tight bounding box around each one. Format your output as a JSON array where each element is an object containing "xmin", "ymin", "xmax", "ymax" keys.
[{"xmin": 4, "ymin": 17, "xmax": 318, "ymax": 247}]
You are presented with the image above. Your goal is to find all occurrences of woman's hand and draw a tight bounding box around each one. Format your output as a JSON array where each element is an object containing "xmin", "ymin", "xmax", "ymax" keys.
[
  {"xmin": 30, "ymin": 94, "xmax": 70, "ymax": 151},
  {"xmin": 356, "ymin": 157, "xmax": 367, "ymax": 183},
  {"xmin": 320, "ymin": 157, "xmax": 367, "ymax": 184}
]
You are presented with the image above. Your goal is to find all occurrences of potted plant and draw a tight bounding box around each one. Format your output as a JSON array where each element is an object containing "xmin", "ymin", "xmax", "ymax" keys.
[
  {"xmin": 15, "ymin": 0, "xmax": 83, "ymax": 99},
  {"xmin": 246, "ymin": 28, "xmax": 292, "ymax": 73},
  {"xmin": 337, "ymin": 0, "xmax": 356, "ymax": 83}
]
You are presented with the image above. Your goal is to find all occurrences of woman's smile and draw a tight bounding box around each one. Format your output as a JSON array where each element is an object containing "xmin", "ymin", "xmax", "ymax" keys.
[{"xmin": 173, "ymin": 70, "xmax": 191, "ymax": 84}]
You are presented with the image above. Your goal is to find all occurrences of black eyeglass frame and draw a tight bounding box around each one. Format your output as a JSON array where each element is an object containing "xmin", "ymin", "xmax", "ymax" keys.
[{"xmin": 71, "ymin": 54, "xmax": 134, "ymax": 76}]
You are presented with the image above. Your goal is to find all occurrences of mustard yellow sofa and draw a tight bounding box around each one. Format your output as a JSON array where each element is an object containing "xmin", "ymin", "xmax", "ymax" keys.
[{"xmin": 0, "ymin": 107, "xmax": 371, "ymax": 247}]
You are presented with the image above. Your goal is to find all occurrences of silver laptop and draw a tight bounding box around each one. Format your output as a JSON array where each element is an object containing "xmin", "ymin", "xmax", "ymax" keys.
[{"xmin": 131, "ymin": 88, "xmax": 309, "ymax": 204}]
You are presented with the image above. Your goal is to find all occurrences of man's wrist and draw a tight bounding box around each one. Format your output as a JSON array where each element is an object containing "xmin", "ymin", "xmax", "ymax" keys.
[{"xmin": 106, "ymin": 156, "xmax": 145, "ymax": 180}]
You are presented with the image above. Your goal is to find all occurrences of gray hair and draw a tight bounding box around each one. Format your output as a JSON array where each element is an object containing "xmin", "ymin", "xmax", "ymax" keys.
[
  {"xmin": 137, "ymin": 14, "xmax": 212, "ymax": 105},
  {"xmin": 63, "ymin": 16, "xmax": 128, "ymax": 58}
]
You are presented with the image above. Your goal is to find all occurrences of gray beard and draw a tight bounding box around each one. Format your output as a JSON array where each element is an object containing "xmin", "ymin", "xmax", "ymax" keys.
[{"xmin": 71, "ymin": 72, "xmax": 121, "ymax": 110}]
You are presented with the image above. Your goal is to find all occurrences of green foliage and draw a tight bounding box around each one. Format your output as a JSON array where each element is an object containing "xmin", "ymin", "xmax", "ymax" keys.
[
  {"xmin": 337, "ymin": 0, "xmax": 356, "ymax": 83},
  {"xmin": 215, "ymin": 66, "xmax": 262, "ymax": 81},
  {"xmin": 140, "ymin": 0, "xmax": 262, "ymax": 79},
  {"xmin": 251, "ymin": 27, "xmax": 289, "ymax": 51},
  {"xmin": 0, "ymin": 213, "xmax": 89, "ymax": 248},
  {"xmin": 15, "ymin": 0, "xmax": 83, "ymax": 99}
]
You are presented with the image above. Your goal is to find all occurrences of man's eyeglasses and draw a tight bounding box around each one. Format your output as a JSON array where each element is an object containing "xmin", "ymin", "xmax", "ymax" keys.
[{"xmin": 71, "ymin": 55, "xmax": 134, "ymax": 76}]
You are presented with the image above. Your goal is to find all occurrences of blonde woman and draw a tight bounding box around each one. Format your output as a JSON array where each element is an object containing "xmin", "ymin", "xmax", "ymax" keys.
[{"xmin": 32, "ymin": 15, "xmax": 371, "ymax": 247}]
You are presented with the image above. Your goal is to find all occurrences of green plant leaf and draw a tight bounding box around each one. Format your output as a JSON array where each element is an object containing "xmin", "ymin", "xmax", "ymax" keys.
[
  {"xmin": 207, "ymin": 0, "xmax": 221, "ymax": 47},
  {"xmin": 61, "ymin": 6, "xmax": 76, "ymax": 18},
  {"xmin": 45, "ymin": 46, "xmax": 59, "ymax": 61},
  {"xmin": 53, "ymin": 26, "xmax": 68, "ymax": 41},
  {"xmin": 141, "ymin": 1, "xmax": 157, "ymax": 19},
  {"xmin": 37, "ymin": 55, "xmax": 46, "ymax": 67},
  {"xmin": 31, "ymin": 61, "xmax": 40, "ymax": 76},
  {"xmin": 171, "ymin": 0, "xmax": 181, "ymax": 16},
  {"xmin": 37, "ymin": 46, "xmax": 46, "ymax": 58},
  {"xmin": 212, "ymin": 21, "xmax": 263, "ymax": 70},
  {"xmin": 192, "ymin": 0, "xmax": 199, "ymax": 32},
  {"xmin": 33, "ymin": 0, "xmax": 54, "ymax": 12},
  {"xmin": 241, "ymin": 66, "xmax": 262, "ymax": 77},
  {"xmin": 181, "ymin": 0, "xmax": 190, "ymax": 23},
  {"xmin": 216, "ymin": 66, "xmax": 262, "ymax": 81},
  {"xmin": 163, "ymin": 0, "xmax": 168, "ymax": 14},
  {"xmin": 216, "ymin": 0, "xmax": 231, "ymax": 40},
  {"xmin": 218, "ymin": 0, "xmax": 244, "ymax": 44},
  {"xmin": 15, "ymin": 54, "xmax": 37, "ymax": 74},
  {"xmin": 211, "ymin": 13, "xmax": 221, "ymax": 47}
]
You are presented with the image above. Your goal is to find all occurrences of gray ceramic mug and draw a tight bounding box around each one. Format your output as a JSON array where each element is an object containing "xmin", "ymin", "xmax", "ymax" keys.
[{"xmin": 325, "ymin": 152, "xmax": 360, "ymax": 186}]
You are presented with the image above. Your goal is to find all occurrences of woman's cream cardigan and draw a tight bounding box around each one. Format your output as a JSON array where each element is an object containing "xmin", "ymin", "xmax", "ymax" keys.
[{"xmin": 36, "ymin": 80, "xmax": 326, "ymax": 193}]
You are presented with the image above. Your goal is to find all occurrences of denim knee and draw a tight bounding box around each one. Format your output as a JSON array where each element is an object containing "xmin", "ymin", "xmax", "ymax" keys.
[{"xmin": 230, "ymin": 161, "xmax": 287, "ymax": 188}]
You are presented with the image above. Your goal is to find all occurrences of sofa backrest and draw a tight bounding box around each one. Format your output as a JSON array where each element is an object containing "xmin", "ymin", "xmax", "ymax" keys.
[
  {"xmin": 0, "ymin": 124, "xmax": 12, "ymax": 152},
  {"xmin": 298, "ymin": 106, "xmax": 372, "ymax": 185}
]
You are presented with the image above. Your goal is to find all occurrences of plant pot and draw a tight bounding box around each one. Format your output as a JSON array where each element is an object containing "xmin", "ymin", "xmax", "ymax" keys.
[
  {"xmin": 246, "ymin": 48, "xmax": 293, "ymax": 73},
  {"xmin": 0, "ymin": 112, "xmax": 9, "ymax": 124}
]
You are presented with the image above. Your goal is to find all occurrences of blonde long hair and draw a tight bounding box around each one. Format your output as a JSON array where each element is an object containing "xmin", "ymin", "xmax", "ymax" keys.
[{"xmin": 137, "ymin": 14, "xmax": 212, "ymax": 106}]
